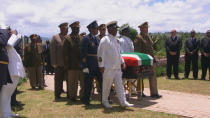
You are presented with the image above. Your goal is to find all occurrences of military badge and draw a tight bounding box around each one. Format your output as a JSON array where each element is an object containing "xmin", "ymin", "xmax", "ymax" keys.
[
  {"xmin": 98, "ymin": 57, "xmax": 102, "ymax": 62},
  {"xmin": 82, "ymin": 58, "xmax": 86, "ymax": 62}
]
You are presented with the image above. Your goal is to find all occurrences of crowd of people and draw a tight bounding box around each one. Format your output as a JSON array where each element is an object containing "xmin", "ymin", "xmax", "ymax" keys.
[{"xmin": 0, "ymin": 19, "xmax": 210, "ymax": 117}]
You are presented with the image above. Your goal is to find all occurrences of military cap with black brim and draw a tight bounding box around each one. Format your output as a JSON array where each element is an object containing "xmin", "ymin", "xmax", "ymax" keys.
[
  {"xmin": 119, "ymin": 23, "xmax": 129, "ymax": 32},
  {"xmin": 87, "ymin": 20, "xmax": 98, "ymax": 29},
  {"xmin": 106, "ymin": 21, "xmax": 119, "ymax": 28}
]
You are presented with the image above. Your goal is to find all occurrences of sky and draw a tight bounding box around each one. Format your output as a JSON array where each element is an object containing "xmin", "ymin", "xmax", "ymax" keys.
[{"xmin": 0, "ymin": 0, "xmax": 210, "ymax": 37}]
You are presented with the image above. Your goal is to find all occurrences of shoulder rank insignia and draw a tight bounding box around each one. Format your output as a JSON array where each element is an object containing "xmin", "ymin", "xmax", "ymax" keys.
[
  {"xmin": 82, "ymin": 58, "xmax": 86, "ymax": 62},
  {"xmin": 98, "ymin": 57, "xmax": 102, "ymax": 62}
]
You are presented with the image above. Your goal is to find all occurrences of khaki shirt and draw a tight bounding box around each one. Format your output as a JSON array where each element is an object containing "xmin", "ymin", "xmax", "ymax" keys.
[
  {"xmin": 134, "ymin": 34, "xmax": 154, "ymax": 56},
  {"xmin": 23, "ymin": 43, "xmax": 43, "ymax": 67},
  {"xmin": 63, "ymin": 34, "xmax": 82, "ymax": 70},
  {"xmin": 50, "ymin": 34, "xmax": 65, "ymax": 67}
]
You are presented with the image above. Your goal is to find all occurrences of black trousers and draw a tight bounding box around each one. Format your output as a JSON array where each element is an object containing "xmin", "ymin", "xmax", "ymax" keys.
[
  {"xmin": 201, "ymin": 55, "xmax": 210, "ymax": 80},
  {"xmin": 82, "ymin": 69, "xmax": 102, "ymax": 103},
  {"xmin": 184, "ymin": 54, "xmax": 198, "ymax": 78},
  {"xmin": 166, "ymin": 54, "xmax": 180, "ymax": 78},
  {"xmin": 11, "ymin": 88, "xmax": 17, "ymax": 105}
]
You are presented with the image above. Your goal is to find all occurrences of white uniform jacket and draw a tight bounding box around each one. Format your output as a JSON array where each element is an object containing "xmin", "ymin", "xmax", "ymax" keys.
[
  {"xmin": 97, "ymin": 34, "xmax": 124, "ymax": 69},
  {"xmin": 7, "ymin": 34, "xmax": 25, "ymax": 78},
  {"xmin": 119, "ymin": 36, "xmax": 134, "ymax": 53}
]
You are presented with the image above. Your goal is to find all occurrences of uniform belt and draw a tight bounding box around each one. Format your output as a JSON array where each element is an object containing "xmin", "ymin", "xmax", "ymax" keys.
[
  {"xmin": 0, "ymin": 61, "xmax": 8, "ymax": 64},
  {"xmin": 87, "ymin": 54, "xmax": 97, "ymax": 56}
]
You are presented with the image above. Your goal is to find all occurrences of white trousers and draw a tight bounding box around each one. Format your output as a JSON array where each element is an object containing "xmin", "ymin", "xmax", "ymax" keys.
[
  {"xmin": 102, "ymin": 69, "xmax": 126, "ymax": 105},
  {"xmin": 0, "ymin": 76, "xmax": 19, "ymax": 118}
]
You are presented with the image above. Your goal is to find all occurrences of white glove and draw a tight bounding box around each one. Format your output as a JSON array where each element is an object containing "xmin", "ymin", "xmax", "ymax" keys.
[{"xmin": 83, "ymin": 68, "xmax": 89, "ymax": 73}]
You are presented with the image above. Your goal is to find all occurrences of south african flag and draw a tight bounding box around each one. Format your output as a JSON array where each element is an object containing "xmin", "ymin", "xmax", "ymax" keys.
[{"xmin": 121, "ymin": 52, "xmax": 153, "ymax": 66}]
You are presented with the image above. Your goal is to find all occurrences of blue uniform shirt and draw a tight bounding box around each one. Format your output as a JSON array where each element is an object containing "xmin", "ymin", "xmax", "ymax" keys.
[{"xmin": 80, "ymin": 33, "xmax": 99, "ymax": 70}]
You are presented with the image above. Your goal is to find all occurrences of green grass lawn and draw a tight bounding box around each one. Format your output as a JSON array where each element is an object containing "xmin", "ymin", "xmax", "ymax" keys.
[
  {"xmin": 14, "ymin": 70, "xmax": 210, "ymax": 118},
  {"xmin": 144, "ymin": 70, "xmax": 210, "ymax": 96},
  {"xmin": 15, "ymin": 83, "xmax": 181, "ymax": 118}
]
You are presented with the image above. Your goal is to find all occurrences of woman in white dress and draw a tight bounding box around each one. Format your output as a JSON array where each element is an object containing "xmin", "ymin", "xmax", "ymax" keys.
[{"xmin": 0, "ymin": 30, "xmax": 25, "ymax": 118}]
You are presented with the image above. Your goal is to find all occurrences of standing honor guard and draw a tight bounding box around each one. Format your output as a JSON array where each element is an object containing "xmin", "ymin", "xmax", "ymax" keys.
[
  {"xmin": 97, "ymin": 24, "xmax": 106, "ymax": 40},
  {"xmin": 50, "ymin": 22, "xmax": 68, "ymax": 99},
  {"xmin": 80, "ymin": 21, "xmax": 102, "ymax": 105},
  {"xmin": 0, "ymin": 26, "xmax": 25, "ymax": 118},
  {"xmin": 24, "ymin": 34, "xmax": 44, "ymax": 89},
  {"xmin": 0, "ymin": 24, "xmax": 12, "ymax": 90},
  {"xmin": 134, "ymin": 22, "xmax": 161, "ymax": 98},
  {"xmin": 98, "ymin": 21, "xmax": 133, "ymax": 108},
  {"xmin": 63, "ymin": 21, "xmax": 84, "ymax": 101}
]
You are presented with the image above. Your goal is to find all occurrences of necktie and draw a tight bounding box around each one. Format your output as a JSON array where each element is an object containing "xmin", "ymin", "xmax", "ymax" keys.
[{"xmin": 192, "ymin": 38, "xmax": 196, "ymax": 46}]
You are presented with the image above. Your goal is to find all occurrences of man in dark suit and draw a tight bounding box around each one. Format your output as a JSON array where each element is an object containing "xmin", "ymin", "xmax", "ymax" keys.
[
  {"xmin": 184, "ymin": 30, "xmax": 200, "ymax": 79},
  {"xmin": 165, "ymin": 29, "xmax": 182, "ymax": 79},
  {"xmin": 80, "ymin": 20, "xmax": 102, "ymax": 105},
  {"xmin": 200, "ymin": 30, "xmax": 210, "ymax": 80}
]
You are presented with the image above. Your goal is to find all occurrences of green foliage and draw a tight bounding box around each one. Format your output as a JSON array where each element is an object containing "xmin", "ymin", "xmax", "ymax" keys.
[
  {"xmin": 151, "ymin": 32, "xmax": 205, "ymax": 57},
  {"xmin": 155, "ymin": 65, "xmax": 166, "ymax": 76},
  {"xmin": 119, "ymin": 24, "xmax": 138, "ymax": 42},
  {"xmin": 156, "ymin": 59, "xmax": 202, "ymax": 77},
  {"xmin": 18, "ymin": 77, "xmax": 27, "ymax": 86},
  {"xmin": 128, "ymin": 27, "xmax": 138, "ymax": 42}
]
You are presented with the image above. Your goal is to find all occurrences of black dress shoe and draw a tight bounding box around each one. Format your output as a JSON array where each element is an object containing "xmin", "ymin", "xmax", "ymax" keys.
[
  {"xmin": 201, "ymin": 78, "xmax": 205, "ymax": 80},
  {"xmin": 194, "ymin": 77, "xmax": 198, "ymax": 80},
  {"xmin": 142, "ymin": 93, "xmax": 147, "ymax": 97},
  {"xmin": 166, "ymin": 76, "xmax": 171, "ymax": 79},
  {"xmin": 151, "ymin": 94, "xmax": 162, "ymax": 98},
  {"xmin": 55, "ymin": 96, "xmax": 61, "ymax": 100},
  {"xmin": 61, "ymin": 89, "xmax": 66, "ymax": 93},
  {"xmin": 81, "ymin": 98, "xmax": 90, "ymax": 105},
  {"xmin": 70, "ymin": 97, "xmax": 77, "ymax": 102},
  {"xmin": 175, "ymin": 77, "xmax": 180, "ymax": 80},
  {"xmin": 11, "ymin": 101, "xmax": 22, "ymax": 107}
]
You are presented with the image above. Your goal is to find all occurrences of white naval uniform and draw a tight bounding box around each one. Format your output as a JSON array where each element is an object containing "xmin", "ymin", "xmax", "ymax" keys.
[
  {"xmin": 97, "ymin": 34, "xmax": 127, "ymax": 106},
  {"xmin": 119, "ymin": 35, "xmax": 136, "ymax": 92},
  {"xmin": 119, "ymin": 35, "xmax": 134, "ymax": 53},
  {"xmin": 0, "ymin": 34, "xmax": 25, "ymax": 118}
]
